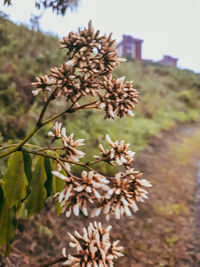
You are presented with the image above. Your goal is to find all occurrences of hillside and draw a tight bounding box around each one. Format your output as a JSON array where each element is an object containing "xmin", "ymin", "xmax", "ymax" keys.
[
  {"xmin": 0, "ymin": 13, "xmax": 200, "ymax": 174},
  {"xmin": 0, "ymin": 12, "xmax": 64, "ymax": 141}
]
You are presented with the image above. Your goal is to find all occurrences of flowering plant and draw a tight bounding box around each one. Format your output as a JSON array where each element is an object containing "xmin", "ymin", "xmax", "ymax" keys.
[{"xmin": 0, "ymin": 21, "xmax": 152, "ymax": 266}]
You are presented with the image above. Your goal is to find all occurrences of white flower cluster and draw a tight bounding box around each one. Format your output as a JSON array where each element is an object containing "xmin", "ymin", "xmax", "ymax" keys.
[
  {"xmin": 48, "ymin": 122, "xmax": 85, "ymax": 170},
  {"xmin": 31, "ymin": 74, "xmax": 54, "ymax": 96},
  {"xmin": 96, "ymin": 75, "xmax": 138, "ymax": 119},
  {"xmin": 62, "ymin": 222, "xmax": 124, "ymax": 266},
  {"xmin": 53, "ymin": 167, "xmax": 152, "ymax": 220},
  {"xmin": 91, "ymin": 169, "xmax": 152, "ymax": 220},
  {"xmin": 52, "ymin": 170, "xmax": 110, "ymax": 217},
  {"xmin": 95, "ymin": 134, "xmax": 135, "ymax": 167}
]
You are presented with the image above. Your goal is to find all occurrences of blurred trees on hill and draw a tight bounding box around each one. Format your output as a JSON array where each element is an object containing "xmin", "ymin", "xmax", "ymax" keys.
[
  {"xmin": 3, "ymin": 0, "xmax": 80, "ymax": 15},
  {"xmin": 0, "ymin": 12, "xmax": 64, "ymax": 140}
]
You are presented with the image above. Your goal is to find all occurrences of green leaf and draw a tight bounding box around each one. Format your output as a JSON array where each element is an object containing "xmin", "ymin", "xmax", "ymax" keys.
[
  {"xmin": 0, "ymin": 186, "xmax": 16, "ymax": 254},
  {"xmin": 3, "ymin": 151, "xmax": 28, "ymax": 208},
  {"xmin": 23, "ymin": 151, "xmax": 32, "ymax": 196},
  {"xmin": 44, "ymin": 157, "xmax": 53, "ymax": 197},
  {"xmin": 52, "ymin": 161, "xmax": 66, "ymax": 194},
  {"xmin": 16, "ymin": 202, "xmax": 28, "ymax": 219},
  {"xmin": 27, "ymin": 157, "xmax": 47, "ymax": 216}
]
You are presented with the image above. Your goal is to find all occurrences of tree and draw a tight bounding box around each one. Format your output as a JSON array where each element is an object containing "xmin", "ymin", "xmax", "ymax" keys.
[{"xmin": 3, "ymin": 0, "xmax": 80, "ymax": 15}]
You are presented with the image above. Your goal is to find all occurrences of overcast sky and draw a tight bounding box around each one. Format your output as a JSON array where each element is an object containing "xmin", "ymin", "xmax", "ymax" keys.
[{"xmin": 1, "ymin": 0, "xmax": 200, "ymax": 73}]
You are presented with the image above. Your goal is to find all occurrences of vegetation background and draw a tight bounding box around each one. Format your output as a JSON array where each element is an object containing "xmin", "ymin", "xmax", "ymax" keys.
[
  {"xmin": 1, "ymin": 9, "xmax": 200, "ymax": 266},
  {"xmin": 0, "ymin": 11, "xmax": 200, "ymax": 176}
]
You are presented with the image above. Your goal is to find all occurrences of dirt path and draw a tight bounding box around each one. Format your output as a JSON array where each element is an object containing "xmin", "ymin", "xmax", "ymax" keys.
[{"xmin": 2, "ymin": 121, "xmax": 200, "ymax": 267}]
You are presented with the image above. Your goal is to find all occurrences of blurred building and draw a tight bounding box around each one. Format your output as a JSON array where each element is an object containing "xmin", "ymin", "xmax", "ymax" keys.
[
  {"xmin": 159, "ymin": 55, "xmax": 178, "ymax": 67},
  {"xmin": 118, "ymin": 35, "xmax": 178, "ymax": 67},
  {"xmin": 117, "ymin": 35, "xmax": 143, "ymax": 61}
]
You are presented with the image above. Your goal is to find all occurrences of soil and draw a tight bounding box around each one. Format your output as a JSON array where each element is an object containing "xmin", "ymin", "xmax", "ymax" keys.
[{"xmin": 1, "ymin": 121, "xmax": 200, "ymax": 267}]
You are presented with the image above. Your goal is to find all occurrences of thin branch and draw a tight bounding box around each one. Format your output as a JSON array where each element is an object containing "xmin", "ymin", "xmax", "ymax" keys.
[
  {"xmin": 0, "ymin": 126, "xmax": 39, "ymax": 159},
  {"xmin": 42, "ymin": 100, "xmax": 97, "ymax": 126},
  {"xmin": 56, "ymin": 158, "xmax": 77, "ymax": 179},
  {"xmin": 24, "ymin": 143, "xmax": 42, "ymax": 149},
  {"xmin": 37, "ymin": 147, "xmax": 64, "ymax": 151},
  {"xmin": 0, "ymin": 144, "xmax": 17, "ymax": 152},
  {"xmin": 0, "ymin": 97, "xmax": 98, "ymax": 160},
  {"xmin": 81, "ymin": 105, "xmax": 97, "ymax": 110},
  {"xmin": 87, "ymin": 157, "xmax": 107, "ymax": 165},
  {"xmin": 0, "ymin": 89, "xmax": 57, "ymax": 159},
  {"xmin": 70, "ymin": 100, "xmax": 97, "ymax": 112},
  {"xmin": 20, "ymin": 147, "xmax": 97, "ymax": 173},
  {"xmin": 68, "ymin": 94, "xmax": 82, "ymax": 110},
  {"xmin": 0, "ymin": 143, "xmax": 42, "ymax": 152},
  {"xmin": 42, "ymin": 109, "xmax": 67, "ymax": 125},
  {"xmin": 37, "ymin": 88, "xmax": 57, "ymax": 126}
]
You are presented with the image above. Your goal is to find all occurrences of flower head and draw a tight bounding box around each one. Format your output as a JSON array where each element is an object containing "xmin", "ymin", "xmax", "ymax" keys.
[
  {"xmin": 48, "ymin": 122, "xmax": 85, "ymax": 163},
  {"xmin": 62, "ymin": 221, "xmax": 124, "ymax": 266},
  {"xmin": 48, "ymin": 121, "xmax": 62, "ymax": 139},
  {"xmin": 61, "ymin": 131, "xmax": 85, "ymax": 162},
  {"xmin": 97, "ymin": 76, "xmax": 139, "ymax": 119},
  {"xmin": 50, "ymin": 63, "xmax": 77, "ymax": 99},
  {"xmin": 60, "ymin": 21, "xmax": 120, "ymax": 77},
  {"xmin": 53, "ymin": 170, "xmax": 109, "ymax": 217},
  {"xmin": 95, "ymin": 134, "xmax": 135, "ymax": 167},
  {"xmin": 51, "ymin": 62, "xmax": 102, "ymax": 100},
  {"xmin": 91, "ymin": 169, "xmax": 152, "ymax": 220},
  {"xmin": 31, "ymin": 75, "xmax": 55, "ymax": 97}
]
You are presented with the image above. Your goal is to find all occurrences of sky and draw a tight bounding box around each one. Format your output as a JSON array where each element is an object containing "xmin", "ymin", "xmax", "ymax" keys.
[{"xmin": 1, "ymin": 0, "xmax": 200, "ymax": 73}]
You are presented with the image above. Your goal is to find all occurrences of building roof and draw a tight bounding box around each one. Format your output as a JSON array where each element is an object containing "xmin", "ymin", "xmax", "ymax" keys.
[
  {"xmin": 117, "ymin": 35, "xmax": 143, "ymax": 48},
  {"xmin": 163, "ymin": 55, "xmax": 178, "ymax": 61},
  {"xmin": 123, "ymin": 35, "xmax": 143, "ymax": 43}
]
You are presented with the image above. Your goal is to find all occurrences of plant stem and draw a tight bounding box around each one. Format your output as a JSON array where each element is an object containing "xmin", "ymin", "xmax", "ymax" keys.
[
  {"xmin": 37, "ymin": 88, "xmax": 57, "ymax": 126},
  {"xmin": 37, "ymin": 147, "xmax": 64, "ymax": 151},
  {"xmin": 42, "ymin": 100, "xmax": 97, "ymax": 125},
  {"xmin": 20, "ymin": 147, "xmax": 96, "ymax": 172},
  {"xmin": 0, "ymin": 97, "xmax": 98, "ymax": 159},
  {"xmin": 70, "ymin": 100, "xmax": 97, "ymax": 112},
  {"xmin": 42, "ymin": 109, "xmax": 67, "ymax": 125},
  {"xmin": 88, "ymin": 158, "xmax": 107, "ymax": 165},
  {"xmin": 68, "ymin": 94, "xmax": 82, "ymax": 110},
  {"xmin": 0, "ymin": 126, "xmax": 39, "ymax": 159},
  {"xmin": 0, "ymin": 143, "xmax": 43, "ymax": 152},
  {"xmin": 38, "ymin": 257, "xmax": 66, "ymax": 267},
  {"xmin": 0, "ymin": 144, "xmax": 17, "ymax": 151}
]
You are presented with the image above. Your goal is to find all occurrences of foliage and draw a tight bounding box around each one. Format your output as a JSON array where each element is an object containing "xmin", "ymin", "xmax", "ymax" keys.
[
  {"xmin": 3, "ymin": 0, "xmax": 80, "ymax": 15},
  {"xmin": 0, "ymin": 13, "xmax": 64, "ymax": 141}
]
